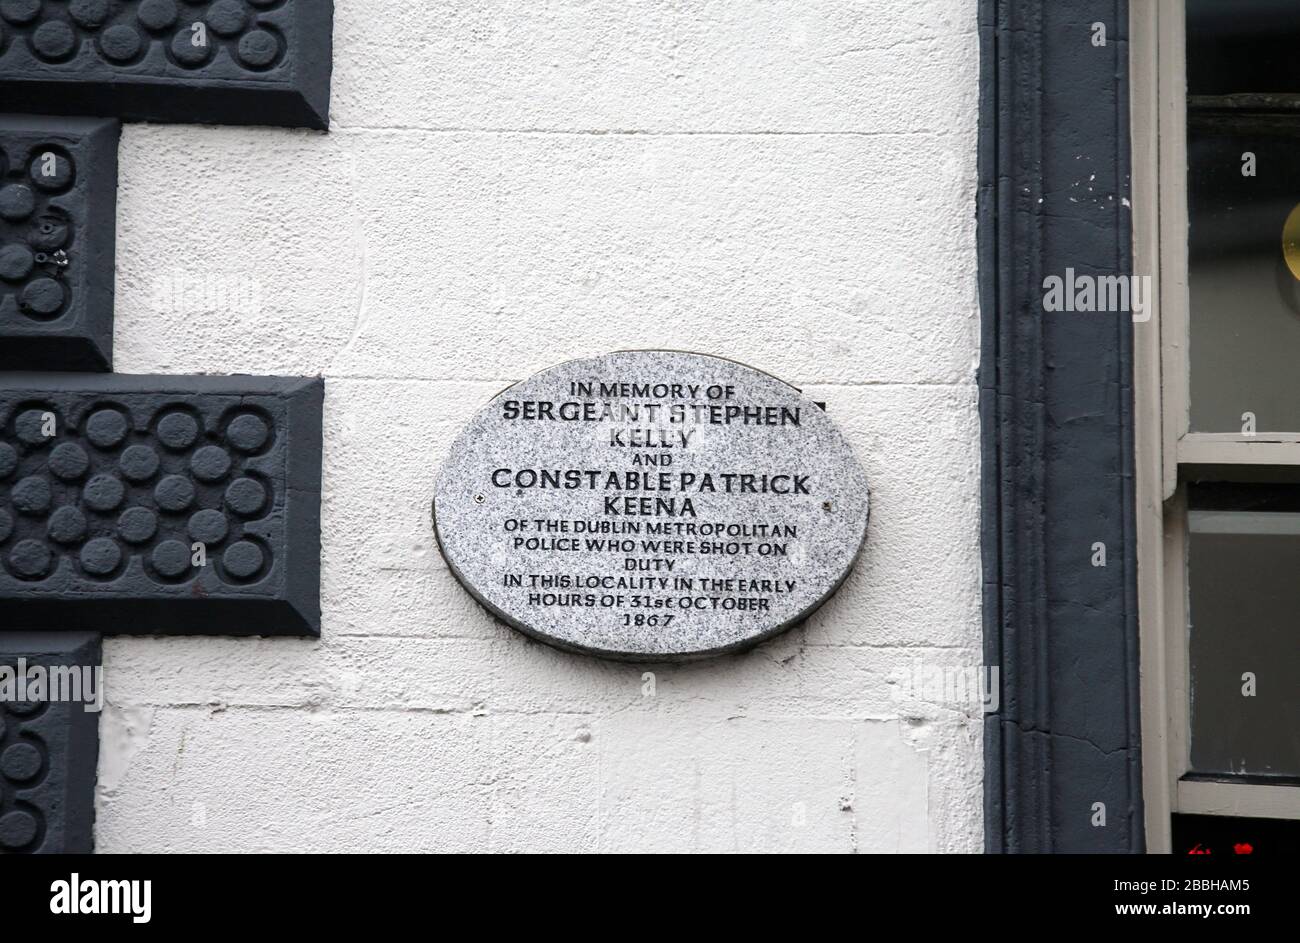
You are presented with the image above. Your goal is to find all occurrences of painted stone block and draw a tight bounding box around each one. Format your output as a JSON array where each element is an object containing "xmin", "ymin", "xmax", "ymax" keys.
[
  {"xmin": 0, "ymin": 114, "xmax": 118, "ymax": 372},
  {"xmin": 0, "ymin": 631, "xmax": 100, "ymax": 854},
  {"xmin": 0, "ymin": 374, "xmax": 323, "ymax": 635},
  {"xmin": 0, "ymin": 1, "xmax": 333, "ymax": 129}
]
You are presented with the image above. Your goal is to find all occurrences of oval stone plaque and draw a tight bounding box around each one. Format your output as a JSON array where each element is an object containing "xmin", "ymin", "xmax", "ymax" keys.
[{"xmin": 433, "ymin": 351, "xmax": 870, "ymax": 660}]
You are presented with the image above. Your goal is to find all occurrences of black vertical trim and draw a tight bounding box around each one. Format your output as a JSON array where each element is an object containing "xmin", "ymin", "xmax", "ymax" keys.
[{"xmin": 979, "ymin": 0, "xmax": 1145, "ymax": 853}]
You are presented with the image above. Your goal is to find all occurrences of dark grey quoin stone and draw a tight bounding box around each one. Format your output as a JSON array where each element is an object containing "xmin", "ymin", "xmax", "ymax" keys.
[
  {"xmin": 0, "ymin": 373, "xmax": 323, "ymax": 636},
  {"xmin": 0, "ymin": 114, "xmax": 119, "ymax": 372},
  {"xmin": 434, "ymin": 351, "xmax": 870, "ymax": 661},
  {"xmin": 0, "ymin": 632, "xmax": 100, "ymax": 854},
  {"xmin": 0, "ymin": 1, "xmax": 333, "ymax": 129}
]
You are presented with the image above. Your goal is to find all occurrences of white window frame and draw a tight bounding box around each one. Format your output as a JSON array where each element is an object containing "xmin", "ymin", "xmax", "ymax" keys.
[{"xmin": 1132, "ymin": 0, "xmax": 1300, "ymax": 854}]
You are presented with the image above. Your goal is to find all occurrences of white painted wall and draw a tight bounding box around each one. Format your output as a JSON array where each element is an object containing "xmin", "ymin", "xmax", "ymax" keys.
[{"xmin": 95, "ymin": 0, "xmax": 983, "ymax": 853}]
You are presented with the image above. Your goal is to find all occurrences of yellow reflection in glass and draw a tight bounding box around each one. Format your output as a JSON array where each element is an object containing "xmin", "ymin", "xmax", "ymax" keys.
[{"xmin": 1283, "ymin": 203, "xmax": 1300, "ymax": 281}]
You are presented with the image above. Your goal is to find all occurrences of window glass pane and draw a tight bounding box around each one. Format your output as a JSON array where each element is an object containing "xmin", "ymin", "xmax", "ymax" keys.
[
  {"xmin": 1187, "ymin": 483, "xmax": 1300, "ymax": 778},
  {"xmin": 1187, "ymin": 1, "xmax": 1300, "ymax": 432},
  {"xmin": 1188, "ymin": 0, "xmax": 1300, "ymax": 97}
]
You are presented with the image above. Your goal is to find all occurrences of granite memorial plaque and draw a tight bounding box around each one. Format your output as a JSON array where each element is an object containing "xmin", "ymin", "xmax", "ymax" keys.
[{"xmin": 434, "ymin": 351, "xmax": 870, "ymax": 660}]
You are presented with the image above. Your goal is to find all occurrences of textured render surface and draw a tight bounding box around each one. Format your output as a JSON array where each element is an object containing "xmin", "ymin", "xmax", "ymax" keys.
[
  {"xmin": 0, "ymin": 114, "xmax": 118, "ymax": 371},
  {"xmin": 97, "ymin": 0, "xmax": 983, "ymax": 852},
  {"xmin": 0, "ymin": 0, "xmax": 333, "ymax": 129},
  {"xmin": 0, "ymin": 374, "xmax": 322, "ymax": 636},
  {"xmin": 434, "ymin": 351, "xmax": 872, "ymax": 660},
  {"xmin": 0, "ymin": 632, "xmax": 101, "ymax": 854}
]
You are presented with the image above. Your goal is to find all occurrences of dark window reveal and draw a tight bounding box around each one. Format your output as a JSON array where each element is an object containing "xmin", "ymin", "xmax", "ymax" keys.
[{"xmin": 1173, "ymin": 812, "xmax": 1300, "ymax": 855}]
